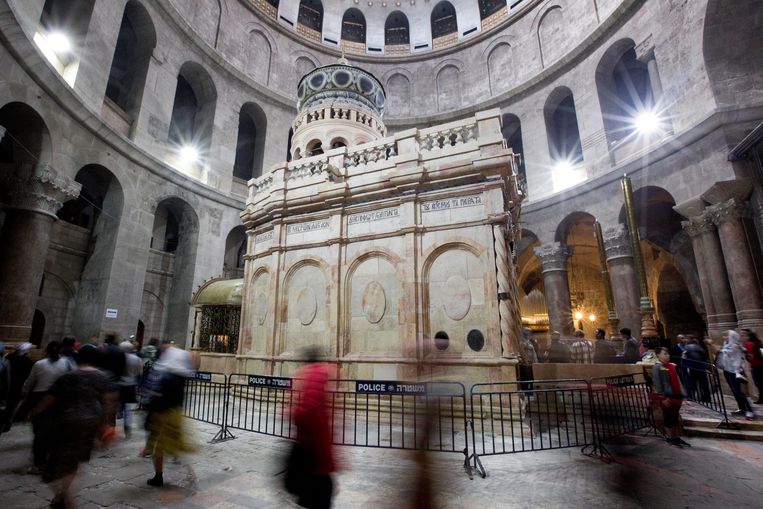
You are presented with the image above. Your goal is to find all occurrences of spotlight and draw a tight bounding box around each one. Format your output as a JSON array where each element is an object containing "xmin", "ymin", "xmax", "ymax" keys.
[
  {"xmin": 588, "ymin": 314, "xmax": 596, "ymax": 322},
  {"xmin": 554, "ymin": 160, "xmax": 573, "ymax": 173},
  {"xmin": 633, "ymin": 110, "xmax": 661, "ymax": 134},
  {"xmin": 46, "ymin": 32, "xmax": 71, "ymax": 53},
  {"xmin": 574, "ymin": 311, "xmax": 584, "ymax": 321},
  {"xmin": 179, "ymin": 145, "xmax": 199, "ymax": 163}
]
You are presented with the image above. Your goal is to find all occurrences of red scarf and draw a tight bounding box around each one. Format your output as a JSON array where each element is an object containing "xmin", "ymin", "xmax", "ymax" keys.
[{"xmin": 665, "ymin": 362, "xmax": 682, "ymax": 397}]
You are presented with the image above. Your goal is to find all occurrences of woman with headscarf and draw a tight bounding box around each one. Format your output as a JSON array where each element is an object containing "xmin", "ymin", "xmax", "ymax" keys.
[{"xmin": 716, "ymin": 330, "xmax": 754, "ymax": 420}]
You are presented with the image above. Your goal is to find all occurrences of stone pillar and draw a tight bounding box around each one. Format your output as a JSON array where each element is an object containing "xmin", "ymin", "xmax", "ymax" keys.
[
  {"xmin": 681, "ymin": 213, "xmax": 737, "ymax": 336},
  {"xmin": 635, "ymin": 36, "xmax": 663, "ymax": 102},
  {"xmin": 710, "ymin": 199, "xmax": 763, "ymax": 331},
  {"xmin": 603, "ymin": 224, "xmax": 641, "ymax": 339},
  {"xmin": 0, "ymin": 165, "xmax": 81, "ymax": 345},
  {"xmin": 493, "ymin": 222, "xmax": 522, "ymax": 357},
  {"xmin": 534, "ymin": 243, "xmax": 573, "ymax": 337}
]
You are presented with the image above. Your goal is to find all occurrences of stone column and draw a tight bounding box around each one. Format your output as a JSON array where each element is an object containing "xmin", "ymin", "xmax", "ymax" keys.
[
  {"xmin": 534, "ymin": 243, "xmax": 573, "ymax": 337},
  {"xmin": 493, "ymin": 222, "xmax": 522, "ymax": 357},
  {"xmin": 681, "ymin": 213, "xmax": 737, "ymax": 336},
  {"xmin": 635, "ymin": 36, "xmax": 663, "ymax": 102},
  {"xmin": 0, "ymin": 165, "xmax": 81, "ymax": 345},
  {"xmin": 710, "ymin": 199, "xmax": 763, "ymax": 331},
  {"xmin": 603, "ymin": 224, "xmax": 641, "ymax": 339}
]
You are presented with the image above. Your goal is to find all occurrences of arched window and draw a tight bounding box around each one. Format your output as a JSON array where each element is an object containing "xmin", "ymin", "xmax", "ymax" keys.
[
  {"xmin": 596, "ymin": 42, "xmax": 654, "ymax": 144},
  {"xmin": 307, "ymin": 140, "xmax": 323, "ymax": 157},
  {"xmin": 431, "ymin": 1, "xmax": 458, "ymax": 39},
  {"xmin": 233, "ymin": 103, "xmax": 267, "ymax": 181},
  {"xmin": 168, "ymin": 62, "xmax": 217, "ymax": 158},
  {"xmin": 544, "ymin": 88, "xmax": 583, "ymax": 165},
  {"xmin": 501, "ymin": 114, "xmax": 525, "ymax": 181},
  {"xmin": 479, "ymin": 0, "xmax": 506, "ymax": 19},
  {"xmin": 34, "ymin": 0, "xmax": 96, "ymax": 85},
  {"xmin": 341, "ymin": 8, "xmax": 366, "ymax": 44},
  {"xmin": 298, "ymin": 0, "xmax": 323, "ymax": 33},
  {"xmin": 385, "ymin": 11, "xmax": 409, "ymax": 46},
  {"xmin": 104, "ymin": 1, "xmax": 157, "ymax": 133}
]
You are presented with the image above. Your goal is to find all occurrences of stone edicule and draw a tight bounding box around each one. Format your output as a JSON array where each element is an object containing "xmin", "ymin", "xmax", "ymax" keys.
[{"xmin": 229, "ymin": 62, "xmax": 523, "ymax": 382}]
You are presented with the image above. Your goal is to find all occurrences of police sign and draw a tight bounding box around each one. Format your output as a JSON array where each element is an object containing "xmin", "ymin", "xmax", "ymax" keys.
[
  {"xmin": 195, "ymin": 371, "xmax": 212, "ymax": 381},
  {"xmin": 247, "ymin": 375, "xmax": 292, "ymax": 389},
  {"xmin": 355, "ymin": 380, "xmax": 427, "ymax": 395}
]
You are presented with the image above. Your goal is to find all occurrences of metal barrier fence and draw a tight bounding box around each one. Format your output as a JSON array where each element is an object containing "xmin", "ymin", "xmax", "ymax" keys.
[
  {"xmin": 183, "ymin": 371, "xmax": 655, "ymax": 476},
  {"xmin": 676, "ymin": 359, "xmax": 733, "ymax": 428}
]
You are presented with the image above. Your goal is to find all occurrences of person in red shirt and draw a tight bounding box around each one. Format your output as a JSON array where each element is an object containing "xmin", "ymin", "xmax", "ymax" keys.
[
  {"xmin": 292, "ymin": 348, "xmax": 336, "ymax": 509},
  {"xmin": 741, "ymin": 328, "xmax": 763, "ymax": 405},
  {"xmin": 653, "ymin": 347, "xmax": 690, "ymax": 447}
]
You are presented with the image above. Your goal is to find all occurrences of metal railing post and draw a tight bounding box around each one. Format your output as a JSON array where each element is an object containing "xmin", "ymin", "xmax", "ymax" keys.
[{"xmin": 211, "ymin": 374, "xmax": 236, "ymax": 443}]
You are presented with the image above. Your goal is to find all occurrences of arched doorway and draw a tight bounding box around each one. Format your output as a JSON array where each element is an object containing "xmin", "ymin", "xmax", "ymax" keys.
[
  {"xmin": 136, "ymin": 319, "xmax": 145, "ymax": 348},
  {"xmin": 30, "ymin": 309, "xmax": 45, "ymax": 347}
]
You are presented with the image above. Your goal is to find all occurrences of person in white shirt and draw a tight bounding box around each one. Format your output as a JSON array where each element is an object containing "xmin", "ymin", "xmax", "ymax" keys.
[{"xmin": 23, "ymin": 341, "xmax": 72, "ymax": 474}]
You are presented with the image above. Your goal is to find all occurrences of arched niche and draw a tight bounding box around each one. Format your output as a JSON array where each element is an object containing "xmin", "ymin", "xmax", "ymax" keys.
[
  {"xmin": 544, "ymin": 86, "xmax": 583, "ymax": 164},
  {"xmin": 233, "ymin": 102, "xmax": 267, "ymax": 181},
  {"xmin": 280, "ymin": 259, "xmax": 330, "ymax": 356},
  {"xmin": 223, "ymin": 225, "xmax": 246, "ymax": 277}
]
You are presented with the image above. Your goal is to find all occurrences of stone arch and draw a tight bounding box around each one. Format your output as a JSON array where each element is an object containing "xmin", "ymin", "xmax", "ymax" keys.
[
  {"xmin": 617, "ymin": 186, "xmax": 681, "ymax": 249},
  {"xmin": 595, "ymin": 38, "xmax": 653, "ymax": 146},
  {"xmin": 245, "ymin": 266, "xmax": 271, "ymax": 353},
  {"xmin": 343, "ymin": 249, "xmax": 403, "ymax": 356},
  {"xmin": 501, "ymin": 113, "xmax": 525, "ymax": 180},
  {"xmin": 233, "ymin": 102, "xmax": 267, "ymax": 180},
  {"xmin": 385, "ymin": 10, "xmax": 409, "ymax": 46},
  {"xmin": 292, "ymin": 54, "xmax": 318, "ymax": 94},
  {"xmin": 385, "ymin": 72, "xmax": 411, "ymax": 117},
  {"xmin": 544, "ymin": 86, "xmax": 583, "ymax": 164},
  {"xmin": 436, "ymin": 63, "xmax": 461, "ymax": 112},
  {"xmin": 36, "ymin": 0, "xmax": 96, "ymax": 85},
  {"xmin": 247, "ymin": 29, "xmax": 272, "ymax": 85},
  {"xmin": 104, "ymin": 0, "xmax": 157, "ymax": 135},
  {"xmin": 223, "ymin": 225, "xmax": 246, "ymax": 276},
  {"xmin": 148, "ymin": 196, "xmax": 199, "ymax": 346},
  {"xmin": 487, "ymin": 42, "xmax": 513, "ymax": 96},
  {"xmin": 298, "ymin": 0, "xmax": 323, "ymax": 33},
  {"xmin": 0, "ymin": 101, "xmax": 53, "ymax": 170},
  {"xmin": 703, "ymin": 0, "xmax": 763, "ymax": 108},
  {"xmin": 279, "ymin": 256, "xmax": 331, "ymax": 355},
  {"xmin": 537, "ymin": 4, "xmax": 565, "ymax": 67},
  {"xmin": 431, "ymin": 1, "xmax": 458, "ymax": 39},
  {"xmin": 341, "ymin": 7, "xmax": 366, "ymax": 44},
  {"xmin": 169, "ymin": 62, "xmax": 218, "ymax": 158},
  {"xmin": 422, "ymin": 241, "xmax": 491, "ymax": 355}
]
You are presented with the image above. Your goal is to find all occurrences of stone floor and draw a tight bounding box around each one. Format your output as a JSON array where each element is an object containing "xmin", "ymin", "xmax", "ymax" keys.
[{"xmin": 3, "ymin": 415, "xmax": 763, "ymax": 508}]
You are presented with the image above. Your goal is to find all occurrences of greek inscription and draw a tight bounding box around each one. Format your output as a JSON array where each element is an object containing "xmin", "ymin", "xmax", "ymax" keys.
[
  {"xmin": 422, "ymin": 195, "xmax": 483, "ymax": 212},
  {"xmin": 255, "ymin": 231, "xmax": 273, "ymax": 243},
  {"xmin": 348, "ymin": 207, "xmax": 400, "ymax": 225},
  {"xmin": 287, "ymin": 220, "xmax": 330, "ymax": 235}
]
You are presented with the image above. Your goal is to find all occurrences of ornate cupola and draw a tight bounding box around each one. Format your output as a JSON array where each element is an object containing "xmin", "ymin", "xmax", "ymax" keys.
[{"xmin": 290, "ymin": 58, "xmax": 387, "ymax": 161}]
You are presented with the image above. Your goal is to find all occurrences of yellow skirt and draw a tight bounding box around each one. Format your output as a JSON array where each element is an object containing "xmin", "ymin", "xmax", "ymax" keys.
[{"xmin": 149, "ymin": 407, "xmax": 195, "ymax": 456}]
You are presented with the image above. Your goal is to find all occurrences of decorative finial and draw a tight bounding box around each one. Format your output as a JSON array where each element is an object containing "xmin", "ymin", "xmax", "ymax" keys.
[{"xmin": 338, "ymin": 47, "xmax": 348, "ymax": 65}]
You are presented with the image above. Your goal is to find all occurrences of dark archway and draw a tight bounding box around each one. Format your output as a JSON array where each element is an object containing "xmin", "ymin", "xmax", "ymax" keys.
[
  {"xmin": 544, "ymin": 87, "xmax": 583, "ymax": 164},
  {"xmin": 298, "ymin": 0, "xmax": 323, "ymax": 33},
  {"xmin": 104, "ymin": 1, "xmax": 157, "ymax": 133},
  {"xmin": 657, "ymin": 264, "xmax": 705, "ymax": 340},
  {"xmin": 501, "ymin": 113, "xmax": 525, "ymax": 181},
  {"xmin": 341, "ymin": 8, "xmax": 366, "ymax": 44},
  {"xmin": 385, "ymin": 11, "xmax": 409, "ymax": 46},
  {"xmin": 233, "ymin": 102, "xmax": 267, "ymax": 181},
  {"xmin": 168, "ymin": 62, "xmax": 217, "ymax": 158},
  {"xmin": 31, "ymin": 309, "xmax": 45, "ymax": 347},
  {"xmin": 431, "ymin": 1, "xmax": 457, "ymax": 39}
]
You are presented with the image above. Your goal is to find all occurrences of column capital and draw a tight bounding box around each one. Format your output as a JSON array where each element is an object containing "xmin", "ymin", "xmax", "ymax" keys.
[
  {"xmin": 708, "ymin": 198, "xmax": 751, "ymax": 226},
  {"xmin": 603, "ymin": 224, "xmax": 633, "ymax": 260},
  {"xmin": 534, "ymin": 242, "xmax": 571, "ymax": 273},
  {"xmin": 681, "ymin": 213, "xmax": 716, "ymax": 237},
  {"xmin": 1, "ymin": 164, "xmax": 81, "ymax": 218}
]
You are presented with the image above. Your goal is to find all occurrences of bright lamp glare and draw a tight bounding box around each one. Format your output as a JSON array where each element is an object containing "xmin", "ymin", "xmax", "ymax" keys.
[
  {"xmin": 179, "ymin": 146, "xmax": 199, "ymax": 163},
  {"xmin": 574, "ymin": 311, "xmax": 584, "ymax": 321},
  {"xmin": 47, "ymin": 32, "xmax": 71, "ymax": 53},
  {"xmin": 554, "ymin": 160, "xmax": 573, "ymax": 173},
  {"xmin": 588, "ymin": 314, "xmax": 596, "ymax": 322},
  {"xmin": 633, "ymin": 110, "xmax": 661, "ymax": 134}
]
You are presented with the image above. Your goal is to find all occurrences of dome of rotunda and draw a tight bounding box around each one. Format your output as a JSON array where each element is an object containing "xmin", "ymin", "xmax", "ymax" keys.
[{"xmin": 297, "ymin": 60, "xmax": 386, "ymax": 117}]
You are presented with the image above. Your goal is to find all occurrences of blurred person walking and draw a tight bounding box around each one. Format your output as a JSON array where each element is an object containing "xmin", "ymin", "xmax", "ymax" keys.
[
  {"xmin": 652, "ymin": 347, "xmax": 689, "ymax": 447},
  {"xmin": 144, "ymin": 341, "xmax": 193, "ymax": 487},
  {"xmin": 716, "ymin": 330, "xmax": 754, "ymax": 420},
  {"xmin": 682, "ymin": 336, "xmax": 711, "ymax": 403},
  {"xmin": 290, "ymin": 348, "xmax": 336, "ymax": 509},
  {"xmin": 621, "ymin": 328, "xmax": 641, "ymax": 363},
  {"xmin": 30, "ymin": 344, "xmax": 112, "ymax": 509},
  {"xmin": 118, "ymin": 341, "xmax": 143, "ymax": 437},
  {"xmin": 518, "ymin": 328, "xmax": 538, "ymax": 391},
  {"xmin": 570, "ymin": 330, "xmax": 594, "ymax": 364},
  {"xmin": 99, "ymin": 334, "xmax": 126, "ymax": 439},
  {"xmin": 22, "ymin": 341, "xmax": 72, "ymax": 474},
  {"xmin": 1, "ymin": 342, "xmax": 33, "ymax": 433},
  {"xmin": 545, "ymin": 331, "xmax": 570, "ymax": 363},
  {"xmin": 741, "ymin": 328, "xmax": 763, "ymax": 404},
  {"xmin": 593, "ymin": 328, "xmax": 616, "ymax": 363}
]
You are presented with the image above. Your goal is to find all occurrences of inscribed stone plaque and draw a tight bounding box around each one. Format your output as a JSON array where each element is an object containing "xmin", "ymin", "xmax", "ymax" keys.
[
  {"xmin": 362, "ymin": 281, "xmax": 386, "ymax": 324},
  {"xmin": 442, "ymin": 275, "xmax": 471, "ymax": 321}
]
